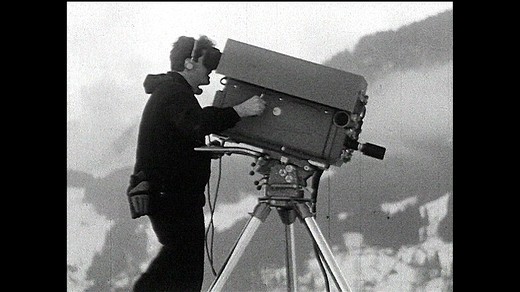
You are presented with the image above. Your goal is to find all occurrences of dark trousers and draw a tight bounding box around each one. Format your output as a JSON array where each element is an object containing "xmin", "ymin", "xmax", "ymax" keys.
[{"xmin": 133, "ymin": 193, "xmax": 205, "ymax": 292}]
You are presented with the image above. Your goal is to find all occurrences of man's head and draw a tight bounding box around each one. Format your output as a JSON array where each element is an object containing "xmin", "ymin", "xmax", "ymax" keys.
[{"xmin": 170, "ymin": 35, "xmax": 222, "ymax": 95}]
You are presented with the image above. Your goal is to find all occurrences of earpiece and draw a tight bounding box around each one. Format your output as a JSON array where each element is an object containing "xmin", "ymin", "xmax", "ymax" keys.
[{"xmin": 185, "ymin": 61, "xmax": 194, "ymax": 70}]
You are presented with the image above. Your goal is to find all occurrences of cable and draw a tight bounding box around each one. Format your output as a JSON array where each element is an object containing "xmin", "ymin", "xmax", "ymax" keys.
[
  {"xmin": 205, "ymin": 155, "xmax": 223, "ymax": 276},
  {"xmin": 309, "ymin": 169, "xmax": 331, "ymax": 292},
  {"xmin": 205, "ymin": 180, "xmax": 215, "ymax": 275},
  {"xmin": 327, "ymin": 175, "xmax": 331, "ymax": 241}
]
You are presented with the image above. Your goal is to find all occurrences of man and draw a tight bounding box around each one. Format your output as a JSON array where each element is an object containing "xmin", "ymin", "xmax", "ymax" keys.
[{"xmin": 128, "ymin": 35, "xmax": 266, "ymax": 291}]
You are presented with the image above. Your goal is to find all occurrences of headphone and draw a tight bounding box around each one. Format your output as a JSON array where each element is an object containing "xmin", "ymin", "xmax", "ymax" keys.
[{"xmin": 185, "ymin": 37, "xmax": 199, "ymax": 70}]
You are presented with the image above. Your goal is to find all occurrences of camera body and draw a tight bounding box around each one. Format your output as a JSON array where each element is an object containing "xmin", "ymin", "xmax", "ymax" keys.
[{"xmin": 212, "ymin": 39, "xmax": 372, "ymax": 166}]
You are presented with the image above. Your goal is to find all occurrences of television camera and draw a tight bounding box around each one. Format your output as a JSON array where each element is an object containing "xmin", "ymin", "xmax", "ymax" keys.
[
  {"xmin": 196, "ymin": 39, "xmax": 386, "ymax": 292},
  {"xmin": 209, "ymin": 39, "xmax": 385, "ymax": 167}
]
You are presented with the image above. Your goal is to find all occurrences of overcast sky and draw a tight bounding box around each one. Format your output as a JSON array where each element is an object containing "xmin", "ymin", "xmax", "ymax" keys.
[{"xmin": 67, "ymin": 2, "xmax": 453, "ymax": 121}]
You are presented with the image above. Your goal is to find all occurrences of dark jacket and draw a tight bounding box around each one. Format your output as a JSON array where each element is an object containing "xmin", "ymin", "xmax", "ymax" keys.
[{"xmin": 133, "ymin": 71, "xmax": 240, "ymax": 204}]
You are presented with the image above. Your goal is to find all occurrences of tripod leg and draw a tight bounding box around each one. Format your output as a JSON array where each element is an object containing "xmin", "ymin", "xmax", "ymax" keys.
[
  {"xmin": 207, "ymin": 202, "xmax": 271, "ymax": 292},
  {"xmin": 295, "ymin": 203, "xmax": 353, "ymax": 292},
  {"xmin": 285, "ymin": 223, "xmax": 297, "ymax": 292}
]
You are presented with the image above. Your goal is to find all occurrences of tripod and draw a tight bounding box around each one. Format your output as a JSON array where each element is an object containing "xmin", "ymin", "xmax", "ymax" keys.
[{"xmin": 196, "ymin": 145, "xmax": 353, "ymax": 292}]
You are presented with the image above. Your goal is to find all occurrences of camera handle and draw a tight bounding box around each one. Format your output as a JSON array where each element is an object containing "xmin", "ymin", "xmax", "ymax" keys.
[
  {"xmin": 344, "ymin": 137, "xmax": 386, "ymax": 160},
  {"xmin": 194, "ymin": 144, "xmax": 267, "ymax": 159}
]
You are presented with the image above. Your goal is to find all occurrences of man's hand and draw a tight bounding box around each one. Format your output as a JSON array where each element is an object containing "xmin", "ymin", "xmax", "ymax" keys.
[
  {"xmin": 127, "ymin": 179, "xmax": 152, "ymax": 219},
  {"xmin": 129, "ymin": 194, "xmax": 150, "ymax": 219},
  {"xmin": 233, "ymin": 94, "xmax": 267, "ymax": 118}
]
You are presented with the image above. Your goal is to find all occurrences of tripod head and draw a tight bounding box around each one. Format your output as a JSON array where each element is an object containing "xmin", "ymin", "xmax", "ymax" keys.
[
  {"xmin": 196, "ymin": 142, "xmax": 323, "ymax": 225},
  {"xmin": 195, "ymin": 142, "xmax": 322, "ymax": 195}
]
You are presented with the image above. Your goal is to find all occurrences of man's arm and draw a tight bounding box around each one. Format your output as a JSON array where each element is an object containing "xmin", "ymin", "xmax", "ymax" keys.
[{"xmin": 164, "ymin": 89, "xmax": 265, "ymax": 141}]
